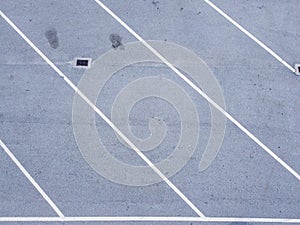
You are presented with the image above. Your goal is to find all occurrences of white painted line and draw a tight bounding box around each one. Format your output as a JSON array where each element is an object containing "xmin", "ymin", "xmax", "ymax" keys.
[
  {"xmin": 0, "ymin": 217, "xmax": 299, "ymax": 223},
  {"xmin": 0, "ymin": 10, "xmax": 205, "ymax": 218},
  {"xmin": 0, "ymin": 139, "xmax": 65, "ymax": 218},
  {"xmin": 93, "ymin": 0, "xmax": 300, "ymax": 182},
  {"xmin": 207, "ymin": 217, "xmax": 300, "ymax": 223},
  {"xmin": 203, "ymin": 0, "xmax": 296, "ymax": 73}
]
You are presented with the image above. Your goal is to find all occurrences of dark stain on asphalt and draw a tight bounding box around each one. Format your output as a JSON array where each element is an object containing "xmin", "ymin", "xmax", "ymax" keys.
[
  {"xmin": 152, "ymin": 0, "xmax": 159, "ymax": 9},
  {"xmin": 45, "ymin": 28, "xmax": 59, "ymax": 49},
  {"xmin": 109, "ymin": 34, "xmax": 123, "ymax": 49},
  {"xmin": 257, "ymin": 5, "xmax": 265, "ymax": 10}
]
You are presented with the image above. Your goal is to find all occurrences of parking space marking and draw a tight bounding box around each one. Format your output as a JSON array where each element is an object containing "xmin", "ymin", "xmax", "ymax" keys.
[
  {"xmin": 0, "ymin": 139, "xmax": 65, "ymax": 218},
  {"xmin": 0, "ymin": 216, "xmax": 299, "ymax": 223},
  {"xmin": 0, "ymin": 0, "xmax": 299, "ymax": 221},
  {"xmin": 203, "ymin": 0, "xmax": 295, "ymax": 73},
  {"xmin": 93, "ymin": 0, "xmax": 300, "ymax": 181},
  {"xmin": 0, "ymin": 10, "xmax": 205, "ymax": 218}
]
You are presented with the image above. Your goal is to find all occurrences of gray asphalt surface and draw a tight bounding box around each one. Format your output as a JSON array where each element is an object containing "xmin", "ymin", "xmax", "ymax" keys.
[{"xmin": 0, "ymin": 0, "xmax": 299, "ymax": 224}]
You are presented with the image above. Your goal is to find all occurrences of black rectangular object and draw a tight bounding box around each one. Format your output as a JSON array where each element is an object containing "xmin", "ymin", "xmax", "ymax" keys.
[{"xmin": 76, "ymin": 59, "xmax": 89, "ymax": 67}]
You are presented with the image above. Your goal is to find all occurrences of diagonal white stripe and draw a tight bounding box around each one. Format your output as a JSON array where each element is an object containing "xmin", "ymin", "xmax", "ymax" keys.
[
  {"xmin": 0, "ymin": 139, "xmax": 65, "ymax": 218},
  {"xmin": 93, "ymin": 0, "xmax": 300, "ymax": 182},
  {"xmin": 203, "ymin": 0, "xmax": 295, "ymax": 73}
]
